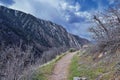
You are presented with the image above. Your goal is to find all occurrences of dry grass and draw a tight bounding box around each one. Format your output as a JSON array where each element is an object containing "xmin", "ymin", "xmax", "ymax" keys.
[
  {"xmin": 68, "ymin": 50, "xmax": 120, "ymax": 80},
  {"xmin": 32, "ymin": 52, "xmax": 68, "ymax": 80}
]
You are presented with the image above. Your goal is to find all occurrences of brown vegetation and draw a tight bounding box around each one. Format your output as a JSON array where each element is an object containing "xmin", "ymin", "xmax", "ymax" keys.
[
  {"xmin": 0, "ymin": 44, "xmax": 34, "ymax": 80},
  {"xmin": 89, "ymin": 0, "xmax": 120, "ymax": 54},
  {"xmin": 0, "ymin": 42, "xmax": 69, "ymax": 80}
]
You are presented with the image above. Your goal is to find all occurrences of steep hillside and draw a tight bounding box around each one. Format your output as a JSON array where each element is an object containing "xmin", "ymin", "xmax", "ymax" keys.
[{"xmin": 0, "ymin": 5, "xmax": 89, "ymax": 62}]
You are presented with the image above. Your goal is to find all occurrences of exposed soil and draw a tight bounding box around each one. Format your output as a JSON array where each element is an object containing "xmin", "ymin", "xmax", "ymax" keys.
[{"xmin": 49, "ymin": 52, "xmax": 77, "ymax": 80}]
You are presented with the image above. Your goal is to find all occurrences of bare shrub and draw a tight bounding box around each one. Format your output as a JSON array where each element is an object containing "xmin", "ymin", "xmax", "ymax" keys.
[
  {"xmin": 0, "ymin": 44, "xmax": 34, "ymax": 80},
  {"xmin": 89, "ymin": 1, "xmax": 120, "ymax": 53},
  {"xmin": 68, "ymin": 48, "xmax": 76, "ymax": 52},
  {"xmin": 40, "ymin": 46, "xmax": 68, "ymax": 64},
  {"xmin": 0, "ymin": 42, "xmax": 69, "ymax": 80}
]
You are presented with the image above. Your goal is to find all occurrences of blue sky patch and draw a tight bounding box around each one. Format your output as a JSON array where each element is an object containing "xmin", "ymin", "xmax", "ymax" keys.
[{"xmin": 0, "ymin": 0, "xmax": 15, "ymax": 6}]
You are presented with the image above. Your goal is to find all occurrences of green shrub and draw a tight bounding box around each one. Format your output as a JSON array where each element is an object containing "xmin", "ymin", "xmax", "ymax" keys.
[{"xmin": 69, "ymin": 48, "xmax": 76, "ymax": 52}]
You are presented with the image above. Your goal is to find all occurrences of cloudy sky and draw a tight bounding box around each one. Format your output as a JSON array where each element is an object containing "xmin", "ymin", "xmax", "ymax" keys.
[{"xmin": 0, "ymin": 0, "xmax": 116, "ymax": 40}]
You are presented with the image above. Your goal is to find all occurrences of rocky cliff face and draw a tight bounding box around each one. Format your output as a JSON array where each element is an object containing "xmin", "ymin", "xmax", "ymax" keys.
[{"xmin": 0, "ymin": 6, "xmax": 89, "ymax": 61}]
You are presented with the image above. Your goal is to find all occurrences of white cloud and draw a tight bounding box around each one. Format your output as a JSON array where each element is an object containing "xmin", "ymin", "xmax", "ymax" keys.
[
  {"xmin": 75, "ymin": 11, "xmax": 91, "ymax": 19},
  {"xmin": 59, "ymin": 1, "xmax": 92, "ymax": 23},
  {"xmin": 60, "ymin": 1, "xmax": 80, "ymax": 12},
  {"xmin": 59, "ymin": 2, "xmax": 68, "ymax": 10},
  {"xmin": 10, "ymin": 0, "xmax": 34, "ymax": 14},
  {"xmin": 8, "ymin": 0, "xmax": 92, "ymax": 24},
  {"xmin": 65, "ymin": 15, "xmax": 71, "ymax": 21},
  {"xmin": 67, "ymin": 22, "xmax": 92, "ymax": 40},
  {"xmin": 0, "ymin": 3, "xmax": 4, "ymax": 6},
  {"xmin": 11, "ymin": 0, "xmax": 60, "ymax": 11},
  {"xmin": 9, "ymin": 0, "xmax": 65, "ymax": 22},
  {"xmin": 75, "ymin": 2, "xmax": 81, "ymax": 11},
  {"xmin": 35, "ymin": 0, "xmax": 59, "ymax": 7}
]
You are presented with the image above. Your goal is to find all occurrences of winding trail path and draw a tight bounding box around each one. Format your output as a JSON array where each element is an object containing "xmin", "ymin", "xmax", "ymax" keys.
[{"xmin": 49, "ymin": 52, "xmax": 77, "ymax": 80}]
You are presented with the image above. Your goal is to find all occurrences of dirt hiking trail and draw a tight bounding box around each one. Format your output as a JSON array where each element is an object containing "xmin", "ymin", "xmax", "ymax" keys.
[{"xmin": 49, "ymin": 52, "xmax": 77, "ymax": 80}]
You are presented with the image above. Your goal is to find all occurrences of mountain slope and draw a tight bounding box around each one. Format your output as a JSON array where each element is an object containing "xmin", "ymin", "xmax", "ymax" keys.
[{"xmin": 0, "ymin": 5, "xmax": 89, "ymax": 62}]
